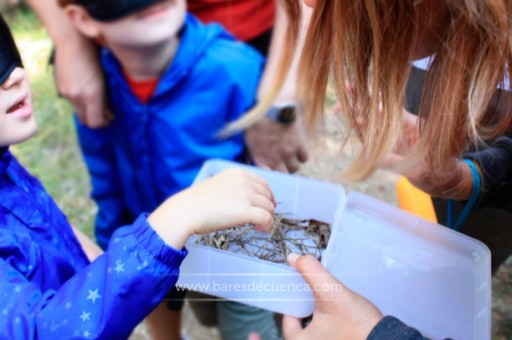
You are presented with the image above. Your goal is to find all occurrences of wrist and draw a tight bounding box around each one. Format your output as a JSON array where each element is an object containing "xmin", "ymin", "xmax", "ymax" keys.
[
  {"xmin": 359, "ymin": 313, "xmax": 384, "ymax": 339},
  {"xmin": 265, "ymin": 103, "xmax": 297, "ymax": 125},
  {"xmin": 147, "ymin": 198, "xmax": 192, "ymax": 250},
  {"xmin": 440, "ymin": 160, "xmax": 479, "ymax": 200}
]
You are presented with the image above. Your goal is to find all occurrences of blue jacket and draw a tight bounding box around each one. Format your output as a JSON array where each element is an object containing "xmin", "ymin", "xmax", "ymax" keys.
[
  {"xmin": 0, "ymin": 147, "xmax": 187, "ymax": 338},
  {"xmin": 76, "ymin": 14, "xmax": 264, "ymax": 249}
]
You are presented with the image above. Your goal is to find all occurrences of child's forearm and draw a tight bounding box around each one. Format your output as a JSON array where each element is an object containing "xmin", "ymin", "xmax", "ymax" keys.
[
  {"xmin": 71, "ymin": 225, "xmax": 103, "ymax": 262},
  {"xmin": 147, "ymin": 215, "xmax": 190, "ymax": 250},
  {"xmin": 147, "ymin": 194, "xmax": 192, "ymax": 251}
]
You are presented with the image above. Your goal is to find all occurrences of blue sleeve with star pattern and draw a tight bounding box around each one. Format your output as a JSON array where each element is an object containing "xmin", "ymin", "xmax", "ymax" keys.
[{"xmin": 0, "ymin": 214, "xmax": 187, "ymax": 339}]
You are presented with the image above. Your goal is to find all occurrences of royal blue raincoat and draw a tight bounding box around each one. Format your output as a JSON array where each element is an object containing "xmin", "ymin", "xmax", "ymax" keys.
[
  {"xmin": 75, "ymin": 14, "xmax": 264, "ymax": 249},
  {"xmin": 0, "ymin": 147, "xmax": 187, "ymax": 338}
]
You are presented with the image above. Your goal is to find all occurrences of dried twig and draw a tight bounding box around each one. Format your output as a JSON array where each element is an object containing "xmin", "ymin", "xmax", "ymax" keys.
[{"xmin": 195, "ymin": 213, "xmax": 331, "ymax": 265}]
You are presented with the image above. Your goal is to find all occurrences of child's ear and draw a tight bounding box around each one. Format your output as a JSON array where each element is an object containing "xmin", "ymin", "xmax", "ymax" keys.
[{"xmin": 64, "ymin": 5, "xmax": 101, "ymax": 39}]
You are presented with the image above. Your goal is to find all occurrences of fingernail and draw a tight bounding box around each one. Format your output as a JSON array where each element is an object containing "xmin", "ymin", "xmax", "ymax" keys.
[{"xmin": 287, "ymin": 252, "xmax": 300, "ymax": 264}]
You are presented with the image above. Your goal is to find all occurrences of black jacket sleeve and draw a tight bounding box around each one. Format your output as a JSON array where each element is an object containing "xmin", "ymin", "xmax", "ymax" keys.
[
  {"xmin": 406, "ymin": 65, "xmax": 512, "ymax": 212},
  {"xmin": 464, "ymin": 136, "xmax": 512, "ymax": 211},
  {"xmin": 367, "ymin": 316, "xmax": 424, "ymax": 340}
]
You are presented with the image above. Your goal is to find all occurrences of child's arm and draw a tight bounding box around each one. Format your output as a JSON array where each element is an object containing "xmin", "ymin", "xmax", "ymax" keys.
[
  {"xmin": 0, "ymin": 216, "xmax": 186, "ymax": 339},
  {"xmin": 148, "ymin": 168, "xmax": 275, "ymax": 249},
  {"xmin": 71, "ymin": 225, "xmax": 103, "ymax": 262},
  {"xmin": 0, "ymin": 169, "xmax": 274, "ymax": 338}
]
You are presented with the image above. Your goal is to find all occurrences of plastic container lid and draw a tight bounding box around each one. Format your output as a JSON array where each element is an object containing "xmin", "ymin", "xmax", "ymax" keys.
[{"xmin": 177, "ymin": 159, "xmax": 491, "ymax": 339}]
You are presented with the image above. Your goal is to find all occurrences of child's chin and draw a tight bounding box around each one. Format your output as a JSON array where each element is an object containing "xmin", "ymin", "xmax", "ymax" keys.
[{"xmin": 16, "ymin": 121, "xmax": 38, "ymax": 145}]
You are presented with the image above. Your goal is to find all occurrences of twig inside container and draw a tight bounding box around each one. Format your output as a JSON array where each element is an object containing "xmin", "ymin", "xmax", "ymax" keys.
[{"xmin": 195, "ymin": 212, "xmax": 331, "ymax": 265}]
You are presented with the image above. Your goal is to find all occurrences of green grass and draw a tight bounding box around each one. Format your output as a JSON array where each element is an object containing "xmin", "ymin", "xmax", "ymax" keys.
[{"xmin": 3, "ymin": 6, "xmax": 96, "ymax": 238}]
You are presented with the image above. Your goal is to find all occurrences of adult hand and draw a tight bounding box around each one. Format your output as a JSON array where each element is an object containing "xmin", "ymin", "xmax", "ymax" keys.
[
  {"xmin": 245, "ymin": 115, "xmax": 308, "ymax": 173},
  {"xmin": 148, "ymin": 169, "xmax": 275, "ymax": 250},
  {"xmin": 381, "ymin": 110, "xmax": 474, "ymax": 200},
  {"xmin": 53, "ymin": 33, "xmax": 113, "ymax": 128},
  {"xmin": 282, "ymin": 254, "xmax": 383, "ymax": 339}
]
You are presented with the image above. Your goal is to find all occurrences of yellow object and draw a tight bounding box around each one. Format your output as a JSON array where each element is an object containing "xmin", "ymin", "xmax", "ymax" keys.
[{"xmin": 396, "ymin": 177, "xmax": 438, "ymax": 223}]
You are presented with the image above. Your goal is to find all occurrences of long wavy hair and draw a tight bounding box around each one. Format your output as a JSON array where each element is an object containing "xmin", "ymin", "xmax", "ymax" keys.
[{"xmin": 226, "ymin": 0, "xmax": 512, "ymax": 180}]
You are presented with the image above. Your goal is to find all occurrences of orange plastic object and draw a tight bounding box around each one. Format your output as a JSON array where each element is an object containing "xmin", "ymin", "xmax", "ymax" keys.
[{"xmin": 396, "ymin": 176, "xmax": 438, "ymax": 223}]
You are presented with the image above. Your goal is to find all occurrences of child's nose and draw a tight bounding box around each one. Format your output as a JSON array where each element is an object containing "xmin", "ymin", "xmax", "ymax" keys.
[{"xmin": 1, "ymin": 67, "xmax": 25, "ymax": 90}]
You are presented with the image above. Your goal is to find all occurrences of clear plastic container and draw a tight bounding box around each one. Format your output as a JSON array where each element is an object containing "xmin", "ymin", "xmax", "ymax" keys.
[{"xmin": 177, "ymin": 159, "xmax": 491, "ymax": 339}]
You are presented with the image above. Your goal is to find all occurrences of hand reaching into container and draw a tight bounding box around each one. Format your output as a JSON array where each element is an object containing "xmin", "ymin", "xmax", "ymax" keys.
[
  {"xmin": 282, "ymin": 254, "xmax": 383, "ymax": 339},
  {"xmin": 148, "ymin": 169, "xmax": 276, "ymax": 250}
]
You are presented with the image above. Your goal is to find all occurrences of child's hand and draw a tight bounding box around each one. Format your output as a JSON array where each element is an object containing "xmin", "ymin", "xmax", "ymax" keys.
[{"xmin": 148, "ymin": 168, "xmax": 276, "ymax": 250}]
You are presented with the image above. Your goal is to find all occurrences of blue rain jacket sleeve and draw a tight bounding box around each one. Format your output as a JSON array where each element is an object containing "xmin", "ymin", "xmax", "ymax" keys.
[
  {"xmin": 0, "ymin": 148, "xmax": 188, "ymax": 338},
  {"xmin": 0, "ymin": 214, "xmax": 187, "ymax": 339}
]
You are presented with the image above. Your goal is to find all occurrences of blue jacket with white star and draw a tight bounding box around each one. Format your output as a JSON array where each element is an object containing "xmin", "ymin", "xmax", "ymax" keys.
[
  {"xmin": 75, "ymin": 14, "xmax": 264, "ymax": 249},
  {"xmin": 0, "ymin": 147, "xmax": 187, "ymax": 339}
]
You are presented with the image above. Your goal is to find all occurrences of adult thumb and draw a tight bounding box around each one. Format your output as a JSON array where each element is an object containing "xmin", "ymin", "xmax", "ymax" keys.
[{"xmin": 287, "ymin": 253, "xmax": 345, "ymax": 304}]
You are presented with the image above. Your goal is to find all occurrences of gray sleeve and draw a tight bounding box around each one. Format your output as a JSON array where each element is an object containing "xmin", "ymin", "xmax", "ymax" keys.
[
  {"xmin": 464, "ymin": 135, "xmax": 512, "ymax": 211},
  {"xmin": 367, "ymin": 316, "xmax": 424, "ymax": 340}
]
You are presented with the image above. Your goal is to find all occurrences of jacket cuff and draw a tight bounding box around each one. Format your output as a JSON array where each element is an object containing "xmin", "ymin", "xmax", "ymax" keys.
[
  {"xmin": 367, "ymin": 316, "xmax": 424, "ymax": 340},
  {"xmin": 132, "ymin": 213, "xmax": 188, "ymax": 266},
  {"xmin": 464, "ymin": 138, "xmax": 512, "ymax": 210}
]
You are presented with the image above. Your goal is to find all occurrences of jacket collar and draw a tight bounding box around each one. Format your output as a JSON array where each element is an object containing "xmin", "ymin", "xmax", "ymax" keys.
[
  {"xmin": 101, "ymin": 14, "xmax": 231, "ymax": 99},
  {"xmin": 0, "ymin": 146, "xmax": 11, "ymax": 176}
]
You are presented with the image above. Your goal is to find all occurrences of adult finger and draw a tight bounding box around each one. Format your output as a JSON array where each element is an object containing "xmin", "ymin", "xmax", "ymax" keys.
[
  {"xmin": 268, "ymin": 161, "xmax": 289, "ymax": 173},
  {"xmin": 253, "ymin": 156, "xmax": 288, "ymax": 173},
  {"xmin": 288, "ymin": 253, "xmax": 345, "ymax": 304},
  {"xmin": 72, "ymin": 99, "xmax": 87, "ymax": 125},
  {"xmin": 82, "ymin": 96, "xmax": 111, "ymax": 128},
  {"xmin": 282, "ymin": 315, "xmax": 303, "ymax": 339},
  {"xmin": 272, "ymin": 161, "xmax": 290, "ymax": 173},
  {"xmin": 87, "ymin": 105, "xmax": 114, "ymax": 129},
  {"xmin": 297, "ymin": 145, "xmax": 309, "ymax": 163},
  {"xmin": 284, "ymin": 156, "xmax": 301, "ymax": 174}
]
